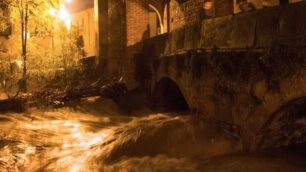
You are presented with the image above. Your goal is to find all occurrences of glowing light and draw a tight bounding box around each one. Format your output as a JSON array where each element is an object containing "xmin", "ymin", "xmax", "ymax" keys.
[
  {"xmin": 65, "ymin": 18, "xmax": 72, "ymax": 30},
  {"xmin": 16, "ymin": 60, "xmax": 23, "ymax": 68},
  {"xmin": 58, "ymin": 4, "xmax": 71, "ymax": 30},
  {"xmin": 65, "ymin": 0, "xmax": 73, "ymax": 3},
  {"xmin": 72, "ymin": 132, "xmax": 82, "ymax": 138},
  {"xmin": 23, "ymin": 32, "xmax": 30, "ymax": 39},
  {"xmin": 64, "ymin": 121, "xmax": 74, "ymax": 127},
  {"xmin": 70, "ymin": 166, "xmax": 80, "ymax": 172},
  {"xmin": 58, "ymin": 5, "xmax": 70, "ymax": 21},
  {"xmin": 49, "ymin": 8, "xmax": 56, "ymax": 16},
  {"xmin": 203, "ymin": 1, "xmax": 213, "ymax": 10}
]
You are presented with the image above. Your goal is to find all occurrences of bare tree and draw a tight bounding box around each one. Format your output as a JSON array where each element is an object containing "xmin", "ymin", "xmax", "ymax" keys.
[
  {"xmin": 5, "ymin": 0, "xmax": 61, "ymax": 93},
  {"xmin": 19, "ymin": 0, "xmax": 28, "ymax": 92}
]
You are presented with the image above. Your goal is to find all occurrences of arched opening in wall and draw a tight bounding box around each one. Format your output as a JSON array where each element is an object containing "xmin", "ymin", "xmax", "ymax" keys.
[
  {"xmin": 149, "ymin": 4, "xmax": 164, "ymax": 37},
  {"xmin": 152, "ymin": 77, "xmax": 189, "ymax": 112},
  {"xmin": 163, "ymin": 3, "xmax": 170, "ymax": 33},
  {"xmin": 258, "ymin": 98, "xmax": 306, "ymax": 149}
]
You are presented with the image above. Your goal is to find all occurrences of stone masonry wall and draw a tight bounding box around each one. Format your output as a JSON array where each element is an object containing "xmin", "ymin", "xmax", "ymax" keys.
[
  {"xmin": 135, "ymin": 1, "xmax": 306, "ymax": 151},
  {"xmin": 169, "ymin": 0, "xmax": 205, "ymax": 31},
  {"xmin": 169, "ymin": 0, "xmax": 234, "ymax": 31},
  {"xmin": 145, "ymin": 2, "xmax": 306, "ymax": 57}
]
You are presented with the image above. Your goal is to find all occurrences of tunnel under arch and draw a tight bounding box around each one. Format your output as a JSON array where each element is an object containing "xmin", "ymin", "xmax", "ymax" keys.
[
  {"xmin": 152, "ymin": 77, "xmax": 189, "ymax": 112},
  {"xmin": 258, "ymin": 97, "xmax": 306, "ymax": 149}
]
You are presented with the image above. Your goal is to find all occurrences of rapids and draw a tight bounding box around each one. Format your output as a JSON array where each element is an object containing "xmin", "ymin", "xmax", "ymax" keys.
[{"xmin": 0, "ymin": 97, "xmax": 306, "ymax": 172}]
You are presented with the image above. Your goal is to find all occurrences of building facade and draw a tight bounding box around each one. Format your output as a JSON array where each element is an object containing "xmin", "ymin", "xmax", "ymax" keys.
[
  {"xmin": 69, "ymin": 0, "xmax": 96, "ymax": 58},
  {"xmin": 71, "ymin": 8, "xmax": 96, "ymax": 57}
]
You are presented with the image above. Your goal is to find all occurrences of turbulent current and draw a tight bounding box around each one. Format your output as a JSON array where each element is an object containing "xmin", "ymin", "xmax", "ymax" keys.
[{"xmin": 0, "ymin": 97, "xmax": 306, "ymax": 172}]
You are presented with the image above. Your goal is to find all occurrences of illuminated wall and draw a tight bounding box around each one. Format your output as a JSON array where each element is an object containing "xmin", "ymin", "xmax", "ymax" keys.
[{"xmin": 71, "ymin": 8, "xmax": 96, "ymax": 57}]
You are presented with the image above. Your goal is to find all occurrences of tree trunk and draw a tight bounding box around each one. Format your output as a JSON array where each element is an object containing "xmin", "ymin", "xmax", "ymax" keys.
[{"xmin": 20, "ymin": 0, "xmax": 28, "ymax": 92}]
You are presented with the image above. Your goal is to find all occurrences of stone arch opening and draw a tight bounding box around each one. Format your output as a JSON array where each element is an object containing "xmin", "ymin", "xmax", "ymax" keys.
[
  {"xmin": 152, "ymin": 77, "xmax": 189, "ymax": 112},
  {"xmin": 148, "ymin": 4, "xmax": 164, "ymax": 37},
  {"xmin": 258, "ymin": 97, "xmax": 306, "ymax": 149}
]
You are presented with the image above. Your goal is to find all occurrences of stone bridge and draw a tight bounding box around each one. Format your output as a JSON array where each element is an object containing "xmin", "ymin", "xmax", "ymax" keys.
[{"xmin": 134, "ymin": 2, "xmax": 306, "ymax": 150}]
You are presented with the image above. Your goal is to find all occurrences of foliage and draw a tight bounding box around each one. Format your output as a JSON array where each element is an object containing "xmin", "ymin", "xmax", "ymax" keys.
[
  {"xmin": 7, "ymin": 0, "xmax": 60, "ymax": 34},
  {"xmin": 1, "ymin": 0, "xmax": 80, "ymax": 95}
]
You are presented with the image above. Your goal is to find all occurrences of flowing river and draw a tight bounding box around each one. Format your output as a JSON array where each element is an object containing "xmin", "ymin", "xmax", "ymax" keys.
[{"xmin": 0, "ymin": 97, "xmax": 306, "ymax": 172}]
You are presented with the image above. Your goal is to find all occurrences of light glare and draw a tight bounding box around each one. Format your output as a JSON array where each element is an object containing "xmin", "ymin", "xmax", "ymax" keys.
[
  {"xmin": 65, "ymin": 0, "xmax": 73, "ymax": 3},
  {"xmin": 49, "ymin": 8, "xmax": 56, "ymax": 16},
  {"xmin": 58, "ymin": 4, "xmax": 72, "ymax": 30}
]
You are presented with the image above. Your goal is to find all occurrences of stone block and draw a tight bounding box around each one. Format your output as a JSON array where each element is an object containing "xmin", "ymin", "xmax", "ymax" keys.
[
  {"xmin": 230, "ymin": 12, "xmax": 257, "ymax": 48},
  {"xmin": 201, "ymin": 16, "xmax": 233, "ymax": 48},
  {"xmin": 254, "ymin": 7, "xmax": 281, "ymax": 47}
]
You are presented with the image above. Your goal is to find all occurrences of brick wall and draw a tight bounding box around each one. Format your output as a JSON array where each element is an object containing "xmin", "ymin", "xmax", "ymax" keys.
[
  {"xmin": 126, "ymin": 0, "xmax": 149, "ymax": 46},
  {"xmin": 124, "ymin": 0, "xmax": 149, "ymax": 87}
]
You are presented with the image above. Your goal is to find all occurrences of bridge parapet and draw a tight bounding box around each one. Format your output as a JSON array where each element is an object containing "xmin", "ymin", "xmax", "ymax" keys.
[
  {"xmin": 141, "ymin": 1, "xmax": 306, "ymax": 58},
  {"xmin": 132, "ymin": 2, "xmax": 306, "ymax": 151}
]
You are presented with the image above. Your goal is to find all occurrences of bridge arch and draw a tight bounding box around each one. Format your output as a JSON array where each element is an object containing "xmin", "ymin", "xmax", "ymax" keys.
[
  {"xmin": 152, "ymin": 77, "xmax": 189, "ymax": 112},
  {"xmin": 258, "ymin": 97, "xmax": 306, "ymax": 149}
]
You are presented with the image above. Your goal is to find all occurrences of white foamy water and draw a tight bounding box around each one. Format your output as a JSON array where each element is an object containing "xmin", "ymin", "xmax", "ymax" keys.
[{"xmin": 0, "ymin": 97, "xmax": 306, "ymax": 172}]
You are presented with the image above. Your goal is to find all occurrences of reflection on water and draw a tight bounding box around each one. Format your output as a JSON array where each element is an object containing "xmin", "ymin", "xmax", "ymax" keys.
[{"xmin": 0, "ymin": 97, "xmax": 306, "ymax": 172}]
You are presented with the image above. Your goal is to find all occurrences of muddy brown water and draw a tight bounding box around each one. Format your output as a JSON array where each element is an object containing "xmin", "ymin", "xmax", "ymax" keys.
[{"xmin": 0, "ymin": 97, "xmax": 306, "ymax": 172}]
